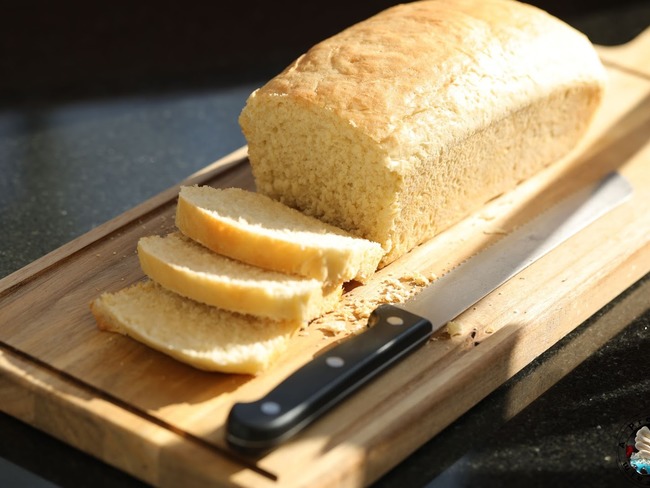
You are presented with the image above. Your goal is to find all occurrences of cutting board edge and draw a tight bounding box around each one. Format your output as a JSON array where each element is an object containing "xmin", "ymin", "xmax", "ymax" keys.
[{"xmin": 0, "ymin": 344, "xmax": 280, "ymax": 488}]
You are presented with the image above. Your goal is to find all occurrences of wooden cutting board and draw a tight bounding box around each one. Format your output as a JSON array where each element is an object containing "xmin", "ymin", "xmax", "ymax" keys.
[{"xmin": 1, "ymin": 34, "xmax": 649, "ymax": 488}]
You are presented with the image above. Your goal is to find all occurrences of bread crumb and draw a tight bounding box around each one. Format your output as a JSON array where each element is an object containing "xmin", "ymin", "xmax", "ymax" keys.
[
  {"xmin": 446, "ymin": 320, "xmax": 464, "ymax": 336},
  {"xmin": 321, "ymin": 320, "xmax": 348, "ymax": 336},
  {"xmin": 314, "ymin": 270, "xmax": 435, "ymax": 335}
]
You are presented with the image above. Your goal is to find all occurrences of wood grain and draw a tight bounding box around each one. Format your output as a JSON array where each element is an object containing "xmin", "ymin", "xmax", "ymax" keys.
[{"xmin": 1, "ymin": 34, "xmax": 649, "ymax": 487}]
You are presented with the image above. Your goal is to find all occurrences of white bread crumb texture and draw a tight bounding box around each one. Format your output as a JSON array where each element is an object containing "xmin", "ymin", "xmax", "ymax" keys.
[{"xmin": 313, "ymin": 270, "xmax": 436, "ymax": 336}]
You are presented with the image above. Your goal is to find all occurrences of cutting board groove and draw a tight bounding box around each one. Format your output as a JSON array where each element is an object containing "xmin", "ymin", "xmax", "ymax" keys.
[{"xmin": 1, "ymin": 35, "xmax": 649, "ymax": 487}]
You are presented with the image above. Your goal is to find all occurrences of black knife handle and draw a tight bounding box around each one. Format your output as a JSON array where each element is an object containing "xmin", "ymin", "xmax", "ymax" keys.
[{"xmin": 226, "ymin": 304, "xmax": 433, "ymax": 453}]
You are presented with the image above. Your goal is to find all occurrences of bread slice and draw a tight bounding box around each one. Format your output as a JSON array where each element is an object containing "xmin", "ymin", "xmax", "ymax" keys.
[
  {"xmin": 90, "ymin": 280, "xmax": 301, "ymax": 374},
  {"xmin": 239, "ymin": 0, "xmax": 607, "ymax": 265},
  {"xmin": 137, "ymin": 232, "xmax": 342, "ymax": 321},
  {"xmin": 175, "ymin": 185, "xmax": 384, "ymax": 284}
]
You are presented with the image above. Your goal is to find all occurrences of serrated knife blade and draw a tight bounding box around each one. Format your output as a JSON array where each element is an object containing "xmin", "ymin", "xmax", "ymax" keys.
[{"xmin": 226, "ymin": 171, "xmax": 633, "ymax": 454}]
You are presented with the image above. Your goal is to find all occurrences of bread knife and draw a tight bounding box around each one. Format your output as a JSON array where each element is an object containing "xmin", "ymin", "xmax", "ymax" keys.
[{"xmin": 226, "ymin": 172, "xmax": 633, "ymax": 453}]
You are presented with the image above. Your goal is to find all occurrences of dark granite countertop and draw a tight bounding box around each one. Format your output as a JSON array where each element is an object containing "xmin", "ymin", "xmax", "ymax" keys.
[{"xmin": 1, "ymin": 1, "xmax": 648, "ymax": 487}]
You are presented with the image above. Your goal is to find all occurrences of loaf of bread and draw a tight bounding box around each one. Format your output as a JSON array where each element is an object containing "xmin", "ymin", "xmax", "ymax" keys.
[
  {"xmin": 91, "ymin": 281, "xmax": 300, "ymax": 374},
  {"xmin": 175, "ymin": 185, "xmax": 384, "ymax": 283},
  {"xmin": 137, "ymin": 232, "xmax": 342, "ymax": 321},
  {"xmin": 239, "ymin": 0, "xmax": 607, "ymax": 264}
]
